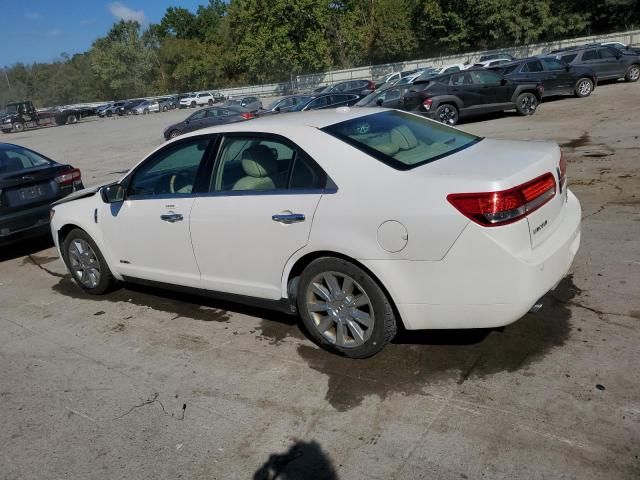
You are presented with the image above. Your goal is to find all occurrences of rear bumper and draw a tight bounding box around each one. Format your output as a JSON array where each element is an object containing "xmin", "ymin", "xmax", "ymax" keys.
[
  {"xmin": 0, "ymin": 204, "xmax": 52, "ymax": 246},
  {"xmin": 361, "ymin": 190, "xmax": 581, "ymax": 330}
]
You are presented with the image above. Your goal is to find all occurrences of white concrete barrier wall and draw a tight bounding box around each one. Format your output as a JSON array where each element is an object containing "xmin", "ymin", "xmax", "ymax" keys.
[{"xmin": 217, "ymin": 28, "xmax": 640, "ymax": 97}]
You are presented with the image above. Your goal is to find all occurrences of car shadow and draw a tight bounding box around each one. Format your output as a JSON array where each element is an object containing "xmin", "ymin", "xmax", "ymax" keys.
[
  {"xmin": 0, "ymin": 235, "xmax": 54, "ymax": 262},
  {"xmin": 253, "ymin": 440, "xmax": 338, "ymax": 480}
]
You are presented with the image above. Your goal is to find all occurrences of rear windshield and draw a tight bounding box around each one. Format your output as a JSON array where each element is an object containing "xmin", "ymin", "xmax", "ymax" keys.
[
  {"xmin": 322, "ymin": 110, "xmax": 480, "ymax": 170},
  {"xmin": 0, "ymin": 146, "xmax": 53, "ymax": 173}
]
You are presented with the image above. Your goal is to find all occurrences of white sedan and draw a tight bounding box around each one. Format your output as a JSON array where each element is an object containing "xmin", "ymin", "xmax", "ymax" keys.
[{"xmin": 50, "ymin": 108, "xmax": 581, "ymax": 358}]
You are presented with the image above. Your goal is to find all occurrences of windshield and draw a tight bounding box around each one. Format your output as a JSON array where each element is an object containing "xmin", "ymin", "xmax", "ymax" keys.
[
  {"xmin": 5, "ymin": 104, "xmax": 19, "ymax": 114},
  {"xmin": 321, "ymin": 110, "xmax": 480, "ymax": 170}
]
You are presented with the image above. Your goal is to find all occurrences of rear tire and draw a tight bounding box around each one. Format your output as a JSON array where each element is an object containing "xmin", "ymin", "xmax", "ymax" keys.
[
  {"xmin": 162, "ymin": 105, "xmax": 168, "ymax": 112},
  {"xmin": 62, "ymin": 229, "xmax": 116, "ymax": 295},
  {"xmin": 625, "ymin": 64, "xmax": 640, "ymax": 82},
  {"xmin": 434, "ymin": 103, "xmax": 459, "ymax": 126},
  {"xmin": 143, "ymin": 109, "xmax": 149, "ymax": 115},
  {"xmin": 574, "ymin": 78, "xmax": 593, "ymax": 97},
  {"xmin": 106, "ymin": 110, "xmax": 112, "ymax": 117},
  {"xmin": 67, "ymin": 114, "xmax": 78, "ymax": 124},
  {"xmin": 297, "ymin": 257, "xmax": 397, "ymax": 358},
  {"xmin": 515, "ymin": 92, "xmax": 538, "ymax": 116}
]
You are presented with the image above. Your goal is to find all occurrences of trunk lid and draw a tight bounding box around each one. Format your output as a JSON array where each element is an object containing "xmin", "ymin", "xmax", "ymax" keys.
[
  {"xmin": 0, "ymin": 164, "xmax": 73, "ymax": 212},
  {"xmin": 419, "ymin": 138, "xmax": 565, "ymax": 249}
]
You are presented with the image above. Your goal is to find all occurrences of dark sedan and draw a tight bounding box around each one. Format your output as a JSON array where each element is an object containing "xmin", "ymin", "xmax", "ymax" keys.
[
  {"xmin": 117, "ymin": 99, "xmax": 145, "ymax": 115},
  {"xmin": 256, "ymin": 95, "xmax": 312, "ymax": 115},
  {"xmin": 0, "ymin": 143, "xmax": 83, "ymax": 246},
  {"xmin": 321, "ymin": 79, "xmax": 376, "ymax": 96},
  {"xmin": 291, "ymin": 93, "xmax": 361, "ymax": 112},
  {"xmin": 163, "ymin": 107, "xmax": 250, "ymax": 140},
  {"xmin": 493, "ymin": 57, "xmax": 598, "ymax": 97}
]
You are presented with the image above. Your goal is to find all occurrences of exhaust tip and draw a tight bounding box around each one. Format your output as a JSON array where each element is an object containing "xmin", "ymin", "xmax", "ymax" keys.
[{"xmin": 529, "ymin": 300, "xmax": 544, "ymax": 314}]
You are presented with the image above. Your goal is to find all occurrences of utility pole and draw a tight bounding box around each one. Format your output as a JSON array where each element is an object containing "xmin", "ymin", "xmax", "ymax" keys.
[{"xmin": 3, "ymin": 69, "xmax": 11, "ymax": 89}]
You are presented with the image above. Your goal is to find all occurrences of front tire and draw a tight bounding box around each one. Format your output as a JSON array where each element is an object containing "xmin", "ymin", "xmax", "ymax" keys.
[
  {"xmin": 625, "ymin": 64, "xmax": 640, "ymax": 82},
  {"xmin": 169, "ymin": 129, "xmax": 181, "ymax": 139},
  {"xmin": 67, "ymin": 114, "xmax": 78, "ymax": 124},
  {"xmin": 297, "ymin": 257, "xmax": 397, "ymax": 358},
  {"xmin": 62, "ymin": 229, "xmax": 115, "ymax": 295},
  {"xmin": 515, "ymin": 92, "xmax": 538, "ymax": 116},
  {"xmin": 13, "ymin": 122, "xmax": 24, "ymax": 132},
  {"xmin": 574, "ymin": 78, "xmax": 593, "ymax": 97},
  {"xmin": 190, "ymin": 101, "xmax": 196, "ymax": 108},
  {"xmin": 434, "ymin": 104, "xmax": 459, "ymax": 125}
]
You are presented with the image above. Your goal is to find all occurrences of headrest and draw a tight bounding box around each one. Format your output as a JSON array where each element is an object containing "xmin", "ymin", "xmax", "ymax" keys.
[
  {"xmin": 390, "ymin": 125, "xmax": 418, "ymax": 150},
  {"xmin": 241, "ymin": 145, "xmax": 277, "ymax": 178}
]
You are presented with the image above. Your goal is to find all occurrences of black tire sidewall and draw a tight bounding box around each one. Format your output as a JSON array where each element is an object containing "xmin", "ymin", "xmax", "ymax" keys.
[
  {"xmin": 296, "ymin": 257, "xmax": 396, "ymax": 358},
  {"xmin": 62, "ymin": 228, "xmax": 114, "ymax": 295}
]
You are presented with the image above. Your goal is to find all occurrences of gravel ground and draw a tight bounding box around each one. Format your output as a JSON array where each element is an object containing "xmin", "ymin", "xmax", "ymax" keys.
[{"xmin": 0, "ymin": 83, "xmax": 639, "ymax": 479}]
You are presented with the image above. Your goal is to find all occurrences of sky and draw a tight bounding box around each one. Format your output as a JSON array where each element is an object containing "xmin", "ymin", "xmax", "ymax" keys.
[{"xmin": 0, "ymin": 1, "xmax": 206, "ymax": 67}]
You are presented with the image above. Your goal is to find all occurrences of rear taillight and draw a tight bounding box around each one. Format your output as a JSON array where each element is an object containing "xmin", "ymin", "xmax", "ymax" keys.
[
  {"xmin": 368, "ymin": 81, "xmax": 376, "ymax": 90},
  {"xmin": 241, "ymin": 112, "xmax": 255, "ymax": 120},
  {"xmin": 55, "ymin": 168, "xmax": 81, "ymax": 187},
  {"xmin": 558, "ymin": 152, "xmax": 567, "ymax": 186},
  {"xmin": 447, "ymin": 173, "xmax": 557, "ymax": 227},
  {"xmin": 422, "ymin": 98, "xmax": 433, "ymax": 111}
]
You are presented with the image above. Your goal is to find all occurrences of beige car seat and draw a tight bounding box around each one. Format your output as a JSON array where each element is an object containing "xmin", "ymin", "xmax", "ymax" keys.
[{"xmin": 233, "ymin": 145, "xmax": 278, "ymax": 190}]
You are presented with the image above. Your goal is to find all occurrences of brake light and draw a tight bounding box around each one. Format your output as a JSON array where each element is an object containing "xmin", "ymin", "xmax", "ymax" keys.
[
  {"xmin": 422, "ymin": 98, "xmax": 433, "ymax": 111},
  {"xmin": 367, "ymin": 81, "xmax": 376, "ymax": 90},
  {"xmin": 558, "ymin": 152, "xmax": 567, "ymax": 186},
  {"xmin": 240, "ymin": 112, "xmax": 255, "ymax": 120},
  {"xmin": 447, "ymin": 173, "xmax": 557, "ymax": 227},
  {"xmin": 55, "ymin": 168, "xmax": 81, "ymax": 187}
]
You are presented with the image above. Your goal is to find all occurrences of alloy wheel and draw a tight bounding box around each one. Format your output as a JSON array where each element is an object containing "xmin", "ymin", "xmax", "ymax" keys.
[
  {"xmin": 520, "ymin": 94, "xmax": 537, "ymax": 114},
  {"xmin": 305, "ymin": 271, "xmax": 374, "ymax": 348},
  {"xmin": 629, "ymin": 66, "xmax": 640, "ymax": 81},
  {"xmin": 68, "ymin": 238, "xmax": 101, "ymax": 289},
  {"xmin": 578, "ymin": 80, "xmax": 592, "ymax": 96},
  {"xmin": 438, "ymin": 106, "xmax": 457, "ymax": 125}
]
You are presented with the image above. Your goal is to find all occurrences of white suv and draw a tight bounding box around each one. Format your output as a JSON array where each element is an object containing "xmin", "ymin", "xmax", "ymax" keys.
[{"xmin": 180, "ymin": 92, "xmax": 214, "ymax": 108}]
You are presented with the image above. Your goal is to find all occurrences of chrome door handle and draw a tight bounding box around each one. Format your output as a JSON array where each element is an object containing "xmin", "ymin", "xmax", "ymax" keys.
[
  {"xmin": 272, "ymin": 213, "xmax": 305, "ymax": 224},
  {"xmin": 160, "ymin": 212, "xmax": 183, "ymax": 223}
]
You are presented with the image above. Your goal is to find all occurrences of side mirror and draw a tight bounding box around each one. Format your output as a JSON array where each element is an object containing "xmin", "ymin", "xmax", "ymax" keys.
[
  {"xmin": 500, "ymin": 78, "xmax": 507, "ymax": 86},
  {"xmin": 275, "ymin": 106, "xmax": 281, "ymax": 112},
  {"xmin": 566, "ymin": 65, "xmax": 571, "ymax": 72},
  {"xmin": 101, "ymin": 183, "xmax": 125, "ymax": 203},
  {"xmin": 376, "ymin": 98, "xmax": 384, "ymax": 106}
]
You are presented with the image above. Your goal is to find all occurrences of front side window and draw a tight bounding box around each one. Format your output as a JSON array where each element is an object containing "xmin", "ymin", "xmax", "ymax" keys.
[
  {"xmin": 211, "ymin": 136, "xmax": 327, "ymax": 192},
  {"xmin": 541, "ymin": 58, "xmax": 566, "ymax": 71},
  {"xmin": 322, "ymin": 110, "xmax": 480, "ymax": 170},
  {"xmin": 189, "ymin": 110, "xmax": 207, "ymax": 120},
  {"xmin": 128, "ymin": 138, "xmax": 210, "ymax": 198},
  {"xmin": 450, "ymin": 72, "xmax": 473, "ymax": 85},
  {"xmin": 469, "ymin": 70, "xmax": 502, "ymax": 84},
  {"xmin": 561, "ymin": 54, "xmax": 578, "ymax": 63}
]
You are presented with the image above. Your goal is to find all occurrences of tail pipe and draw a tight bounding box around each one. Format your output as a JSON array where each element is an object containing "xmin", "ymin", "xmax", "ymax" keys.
[{"xmin": 529, "ymin": 300, "xmax": 544, "ymax": 313}]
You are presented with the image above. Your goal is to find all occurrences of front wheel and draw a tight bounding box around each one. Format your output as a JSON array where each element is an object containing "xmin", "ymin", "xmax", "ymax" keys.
[
  {"xmin": 62, "ymin": 229, "xmax": 116, "ymax": 295},
  {"xmin": 297, "ymin": 257, "xmax": 397, "ymax": 358},
  {"xmin": 143, "ymin": 109, "xmax": 149, "ymax": 115},
  {"xmin": 67, "ymin": 114, "xmax": 78, "ymax": 124},
  {"xmin": 516, "ymin": 92, "xmax": 538, "ymax": 116},
  {"xmin": 169, "ymin": 129, "xmax": 181, "ymax": 139},
  {"xmin": 190, "ymin": 101, "xmax": 196, "ymax": 108},
  {"xmin": 13, "ymin": 122, "xmax": 24, "ymax": 132},
  {"xmin": 162, "ymin": 105, "xmax": 168, "ymax": 112},
  {"xmin": 574, "ymin": 78, "xmax": 594, "ymax": 97},
  {"xmin": 625, "ymin": 64, "xmax": 640, "ymax": 82},
  {"xmin": 434, "ymin": 103, "xmax": 459, "ymax": 125},
  {"xmin": 208, "ymin": 99, "xmax": 213, "ymax": 106},
  {"xmin": 106, "ymin": 110, "xmax": 112, "ymax": 117}
]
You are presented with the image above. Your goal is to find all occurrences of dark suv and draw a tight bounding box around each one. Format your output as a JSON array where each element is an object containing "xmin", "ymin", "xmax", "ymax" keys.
[
  {"xmin": 494, "ymin": 57, "xmax": 597, "ymax": 98},
  {"xmin": 401, "ymin": 69, "xmax": 543, "ymax": 125},
  {"xmin": 552, "ymin": 46, "xmax": 639, "ymax": 82}
]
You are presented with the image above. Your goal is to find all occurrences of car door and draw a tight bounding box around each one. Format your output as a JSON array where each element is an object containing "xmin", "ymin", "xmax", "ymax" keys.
[
  {"xmin": 579, "ymin": 49, "xmax": 606, "ymax": 77},
  {"xmin": 598, "ymin": 47, "xmax": 624, "ymax": 78},
  {"xmin": 377, "ymin": 86, "xmax": 408, "ymax": 108},
  {"xmin": 100, "ymin": 136, "xmax": 215, "ymax": 287},
  {"xmin": 541, "ymin": 57, "xmax": 573, "ymax": 93},
  {"xmin": 189, "ymin": 134, "xmax": 327, "ymax": 299},
  {"xmin": 448, "ymin": 71, "xmax": 484, "ymax": 114},
  {"xmin": 184, "ymin": 109, "xmax": 208, "ymax": 132},
  {"xmin": 518, "ymin": 59, "xmax": 554, "ymax": 92}
]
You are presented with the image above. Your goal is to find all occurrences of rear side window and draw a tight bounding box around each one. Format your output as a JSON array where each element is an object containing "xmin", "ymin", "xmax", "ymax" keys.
[
  {"xmin": 599, "ymin": 48, "xmax": 617, "ymax": 59},
  {"xmin": 582, "ymin": 49, "xmax": 600, "ymax": 61},
  {"xmin": 522, "ymin": 60, "xmax": 543, "ymax": 72},
  {"xmin": 322, "ymin": 110, "xmax": 480, "ymax": 170},
  {"xmin": 0, "ymin": 147, "xmax": 52, "ymax": 173},
  {"xmin": 561, "ymin": 54, "xmax": 577, "ymax": 63},
  {"xmin": 502, "ymin": 64, "xmax": 520, "ymax": 74}
]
